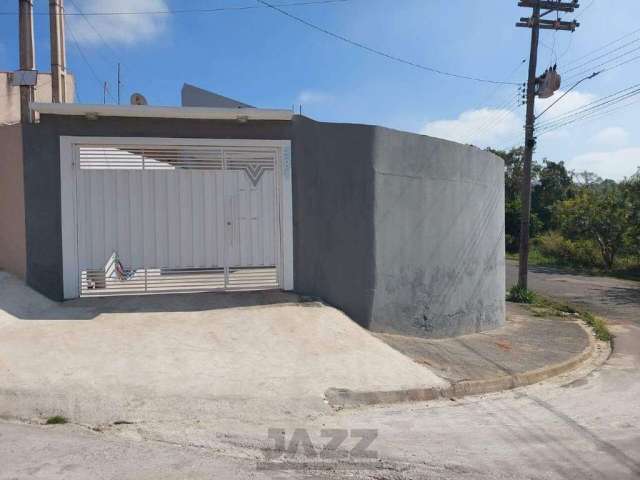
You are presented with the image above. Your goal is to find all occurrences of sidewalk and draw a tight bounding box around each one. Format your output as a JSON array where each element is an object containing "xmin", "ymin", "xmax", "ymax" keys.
[{"xmin": 326, "ymin": 303, "xmax": 600, "ymax": 407}]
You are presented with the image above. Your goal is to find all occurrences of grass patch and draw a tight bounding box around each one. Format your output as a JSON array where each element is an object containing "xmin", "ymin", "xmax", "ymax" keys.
[
  {"xmin": 506, "ymin": 285, "xmax": 536, "ymax": 304},
  {"xmin": 45, "ymin": 415, "xmax": 68, "ymax": 425},
  {"xmin": 506, "ymin": 248, "xmax": 640, "ymax": 282},
  {"xmin": 519, "ymin": 295, "xmax": 612, "ymax": 342},
  {"xmin": 580, "ymin": 311, "xmax": 612, "ymax": 342}
]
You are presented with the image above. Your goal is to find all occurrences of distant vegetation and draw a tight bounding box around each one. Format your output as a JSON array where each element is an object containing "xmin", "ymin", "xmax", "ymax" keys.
[{"xmin": 489, "ymin": 147, "xmax": 640, "ymax": 279}]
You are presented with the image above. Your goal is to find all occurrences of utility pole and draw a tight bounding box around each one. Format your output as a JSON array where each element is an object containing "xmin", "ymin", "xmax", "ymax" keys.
[
  {"xmin": 515, "ymin": 0, "xmax": 580, "ymax": 289},
  {"xmin": 18, "ymin": 0, "xmax": 35, "ymax": 123},
  {"xmin": 117, "ymin": 63, "xmax": 121, "ymax": 105},
  {"xmin": 49, "ymin": 0, "xmax": 67, "ymax": 103}
]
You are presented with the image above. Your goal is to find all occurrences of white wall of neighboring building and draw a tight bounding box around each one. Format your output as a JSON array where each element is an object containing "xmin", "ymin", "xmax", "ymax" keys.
[{"xmin": 0, "ymin": 72, "xmax": 75, "ymax": 125}]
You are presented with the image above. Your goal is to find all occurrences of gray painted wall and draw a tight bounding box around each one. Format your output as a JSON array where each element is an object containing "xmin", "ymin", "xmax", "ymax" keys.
[
  {"xmin": 291, "ymin": 118, "xmax": 505, "ymax": 337},
  {"xmin": 370, "ymin": 128, "xmax": 505, "ymax": 337},
  {"xmin": 21, "ymin": 114, "xmax": 504, "ymax": 338},
  {"xmin": 291, "ymin": 117, "xmax": 376, "ymax": 325}
]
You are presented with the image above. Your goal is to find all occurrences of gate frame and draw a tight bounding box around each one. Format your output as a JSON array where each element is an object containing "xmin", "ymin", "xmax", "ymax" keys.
[{"xmin": 60, "ymin": 136, "xmax": 293, "ymax": 299}]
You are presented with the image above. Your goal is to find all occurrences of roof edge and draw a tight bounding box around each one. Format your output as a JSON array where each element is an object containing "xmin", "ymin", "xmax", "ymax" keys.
[{"xmin": 30, "ymin": 103, "xmax": 293, "ymax": 121}]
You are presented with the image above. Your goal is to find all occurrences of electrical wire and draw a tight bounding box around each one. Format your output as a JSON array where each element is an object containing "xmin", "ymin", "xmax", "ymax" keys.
[
  {"xmin": 561, "ymin": 25, "xmax": 640, "ymax": 68},
  {"xmin": 66, "ymin": 0, "xmax": 121, "ymax": 65},
  {"xmin": 65, "ymin": 18, "xmax": 117, "ymax": 103},
  {"xmin": 536, "ymin": 83, "xmax": 640, "ymax": 130},
  {"xmin": 562, "ymin": 37, "xmax": 640, "ymax": 74},
  {"xmin": 537, "ymin": 94, "xmax": 640, "ymax": 136},
  {"xmin": 256, "ymin": 0, "xmax": 521, "ymax": 85},
  {"xmin": 535, "ymin": 71, "xmax": 600, "ymax": 120},
  {"xmin": 0, "ymin": 0, "xmax": 351, "ymax": 16}
]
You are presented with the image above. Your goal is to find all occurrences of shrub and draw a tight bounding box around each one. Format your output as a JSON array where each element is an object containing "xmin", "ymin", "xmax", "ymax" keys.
[
  {"xmin": 536, "ymin": 231, "xmax": 601, "ymax": 268},
  {"xmin": 46, "ymin": 415, "xmax": 68, "ymax": 425},
  {"xmin": 507, "ymin": 285, "xmax": 536, "ymax": 304}
]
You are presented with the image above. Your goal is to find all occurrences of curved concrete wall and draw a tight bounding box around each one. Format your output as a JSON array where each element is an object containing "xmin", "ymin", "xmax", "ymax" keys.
[{"xmin": 292, "ymin": 117, "xmax": 505, "ymax": 338}]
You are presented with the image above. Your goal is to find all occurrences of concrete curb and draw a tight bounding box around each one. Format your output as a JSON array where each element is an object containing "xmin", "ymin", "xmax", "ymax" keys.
[{"xmin": 325, "ymin": 320, "xmax": 597, "ymax": 408}]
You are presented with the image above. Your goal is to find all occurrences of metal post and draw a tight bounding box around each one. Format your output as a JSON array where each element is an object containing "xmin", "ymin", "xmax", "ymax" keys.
[
  {"xmin": 49, "ymin": 0, "xmax": 66, "ymax": 103},
  {"xmin": 19, "ymin": 0, "xmax": 35, "ymax": 123},
  {"xmin": 517, "ymin": 1, "xmax": 540, "ymax": 290}
]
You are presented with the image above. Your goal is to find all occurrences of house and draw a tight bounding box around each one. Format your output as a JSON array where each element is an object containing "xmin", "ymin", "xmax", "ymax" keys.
[{"xmin": 0, "ymin": 87, "xmax": 505, "ymax": 338}]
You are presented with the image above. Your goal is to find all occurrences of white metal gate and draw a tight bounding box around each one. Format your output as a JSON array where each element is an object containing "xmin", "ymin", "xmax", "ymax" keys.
[{"xmin": 60, "ymin": 138, "xmax": 293, "ymax": 298}]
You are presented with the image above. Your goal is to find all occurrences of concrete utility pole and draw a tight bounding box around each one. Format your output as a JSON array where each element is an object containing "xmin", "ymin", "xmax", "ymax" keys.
[
  {"xmin": 49, "ymin": 0, "xmax": 67, "ymax": 103},
  {"xmin": 515, "ymin": 0, "xmax": 580, "ymax": 289},
  {"xmin": 18, "ymin": 0, "xmax": 36, "ymax": 123}
]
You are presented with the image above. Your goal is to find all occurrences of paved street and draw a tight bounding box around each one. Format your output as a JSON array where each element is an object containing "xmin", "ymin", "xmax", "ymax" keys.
[{"xmin": 1, "ymin": 263, "xmax": 639, "ymax": 479}]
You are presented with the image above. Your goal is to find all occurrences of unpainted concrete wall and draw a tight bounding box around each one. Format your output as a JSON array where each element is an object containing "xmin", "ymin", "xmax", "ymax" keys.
[{"xmin": 0, "ymin": 125, "xmax": 27, "ymax": 278}]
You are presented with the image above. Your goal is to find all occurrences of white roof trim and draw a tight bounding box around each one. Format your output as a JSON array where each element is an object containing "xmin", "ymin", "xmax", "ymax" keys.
[{"xmin": 30, "ymin": 102, "xmax": 293, "ymax": 121}]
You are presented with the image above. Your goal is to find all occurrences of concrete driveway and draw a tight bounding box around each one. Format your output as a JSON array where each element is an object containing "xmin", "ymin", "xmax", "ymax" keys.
[{"xmin": 0, "ymin": 272, "xmax": 447, "ymax": 425}]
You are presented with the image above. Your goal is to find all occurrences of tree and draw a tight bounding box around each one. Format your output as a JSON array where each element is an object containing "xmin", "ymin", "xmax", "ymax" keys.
[
  {"xmin": 488, "ymin": 147, "xmax": 542, "ymax": 251},
  {"xmin": 555, "ymin": 184, "xmax": 631, "ymax": 269},
  {"xmin": 531, "ymin": 159, "xmax": 574, "ymax": 231},
  {"xmin": 622, "ymin": 174, "xmax": 640, "ymax": 258}
]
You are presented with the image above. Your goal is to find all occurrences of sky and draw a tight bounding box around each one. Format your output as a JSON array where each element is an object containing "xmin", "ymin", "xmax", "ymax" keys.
[{"xmin": 1, "ymin": 0, "xmax": 639, "ymax": 181}]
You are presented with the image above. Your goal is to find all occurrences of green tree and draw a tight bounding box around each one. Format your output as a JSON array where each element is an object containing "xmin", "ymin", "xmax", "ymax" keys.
[
  {"xmin": 555, "ymin": 184, "xmax": 631, "ymax": 269},
  {"xmin": 622, "ymin": 172, "xmax": 640, "ymax": 258},
  {"xmin": 488, "ymin": 147, "xmax": 542, "ymax": 251},
  {"xmin": 532, "ymin": 159, "xmax": 574, "ymax": 231}
]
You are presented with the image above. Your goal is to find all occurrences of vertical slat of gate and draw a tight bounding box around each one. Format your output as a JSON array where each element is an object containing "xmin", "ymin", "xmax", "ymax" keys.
[
  {"xmin": 115, "ymin": 170, "xmax": 130, "ymax": 267},
  {"xmin": 179, "ymin": 171, "xmax": 191, "ymax": 267},
  {"xmin": 129, "ymin": 171, "xmax": 144, "ymax": 270},
  {"xmin": 90, "ymin": 171, "xmax": 105, "ymax": 268},
  {"xmin": 103, "ymin": 171, "xmax": 117, "ymax": 269},
  {"xmin": 143, "ymin": 168, "xmax": 157, "ymax": 275},
  {"xmin": 167, "ymin": 173, "xmax": 180, "ymax": 268},
  {"xmin": 203, "ymin": 171, "xmax": 214, "ymax": 267},
  {"xmin": 77, "ymin": 170, "xmax": 88, "ymax": 273},
  {"xmin": 265, "ymin": 168, "xmax": 276, "ymax": 266},
  {"xmin": 215, "ymin": 173, "xmax": 226, "ymax": 269},
  {"xmin": 192, "ymin": 172, "xmax": 204, "ymax": 267}
]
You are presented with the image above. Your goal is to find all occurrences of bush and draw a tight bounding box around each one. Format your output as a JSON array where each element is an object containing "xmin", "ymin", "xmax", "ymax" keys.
[
  {"xmin": 507, "ymin": 285, "xmax": 536, "ymax": 304},
  {"xmin": 536, "ymin": 231, "xmax": 601, "ymax": 268}
]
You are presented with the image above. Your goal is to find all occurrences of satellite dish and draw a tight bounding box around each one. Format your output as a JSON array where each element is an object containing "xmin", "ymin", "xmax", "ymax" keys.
[{"xmin": 130, "ymin": 93, "xmax": 148, "ymax": 105}]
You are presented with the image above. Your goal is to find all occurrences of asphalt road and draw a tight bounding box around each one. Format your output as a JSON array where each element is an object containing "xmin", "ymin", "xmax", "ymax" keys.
[{"xmin": 1, "ymin": 263, "xmax": 639, "ymax": 479}]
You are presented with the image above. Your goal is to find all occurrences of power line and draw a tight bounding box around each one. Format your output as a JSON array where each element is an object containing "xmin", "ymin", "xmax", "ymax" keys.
[
  {"xmin": 256, "ymin": 0, "xmax": 521, "ymax": 85},
  {"xmin": 536, "ymin": 82, "xmax": 640, "ymax": 130},
  {"xmin": 564, "ymin": 50, "xmax": 640, "ymax": 82},
  {"xmin": 0, "ymin": 0, "xmax": 350, "ymax": 16},
  {"xmin": 64, "ymin": 18, "xmax": 117, "ymax": 103},
  {"xmin": 537, "ymin": 83, "xmax": 640, "ymax": 128},
  {"xmin": 562, "ymin": 36, "xmax": 640, "ymax": 74},
  {"xmin": 537, "ymin": 93, "xmax": 640, "ymax": 135},
  {"xmin": 66, "ymin": 0, "xmax": 121, "ymax": 64},
  {"xmin": 561, "ymin": 25, "xmax": 640, "ymax": 68}
]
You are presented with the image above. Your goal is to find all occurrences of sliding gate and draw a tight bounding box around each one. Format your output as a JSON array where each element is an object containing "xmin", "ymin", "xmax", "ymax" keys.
[{"xmin": 60, "ymin": 138, "xmax": 293, "ymax": 298}]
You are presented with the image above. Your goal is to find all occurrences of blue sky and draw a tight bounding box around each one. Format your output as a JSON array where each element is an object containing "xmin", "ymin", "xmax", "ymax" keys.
[{"xmin": 1, "ymin": 0, "xmax": 639, "ymax": 180}]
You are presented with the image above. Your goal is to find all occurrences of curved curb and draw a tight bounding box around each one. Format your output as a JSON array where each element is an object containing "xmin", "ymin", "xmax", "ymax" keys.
[{"xmin": 325, "ymin": 320, "xmax": 598, "ymax": 408}]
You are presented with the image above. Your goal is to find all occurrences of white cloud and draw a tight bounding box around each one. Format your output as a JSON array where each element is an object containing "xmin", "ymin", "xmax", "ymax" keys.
[
  {"xmin": 421, "ymin": 108, "xmax": 521, "ymax": 147},
  {"xmin": 591, "ymin": 126, "xmax": 630, "ymax": 148},
  {"xmin": 535, "ymin": 90, "xmax": 596, "ymax": 118},
  {"xmin": 568, "ymin": 147, "xmax": 640, "ymax": 181},
  {"xmin": 66, "ymin": 0, "xmax": 170, "ymax": 46},
  {"xmin": 296, "ymin": 90, "xmax": 333, "ymax": 105}
]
